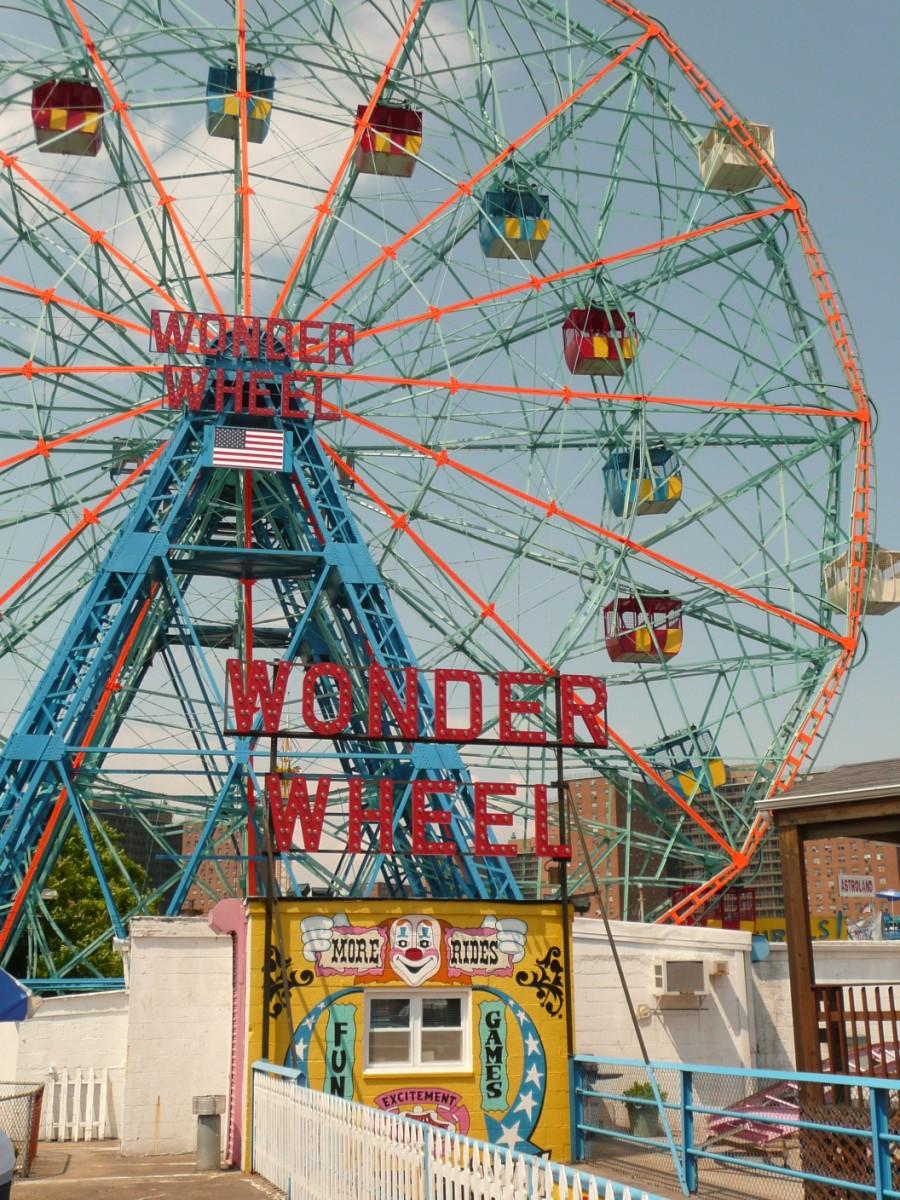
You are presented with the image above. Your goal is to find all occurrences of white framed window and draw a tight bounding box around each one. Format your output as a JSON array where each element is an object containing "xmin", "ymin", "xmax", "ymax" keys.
[{"xmin": 364, "ymin": 990, "xmax": 470, "ymax": 1073}]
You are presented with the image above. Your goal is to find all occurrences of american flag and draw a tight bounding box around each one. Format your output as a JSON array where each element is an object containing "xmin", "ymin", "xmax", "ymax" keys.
[{"xmin": 211, "ymin": 426, "xmax": 285, "ymax": 472}]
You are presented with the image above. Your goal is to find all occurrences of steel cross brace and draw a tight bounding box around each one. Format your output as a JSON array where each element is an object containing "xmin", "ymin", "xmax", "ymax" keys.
[{"xmin": 0, "ymin": 409, "xmax": 519, "ymax": 963}]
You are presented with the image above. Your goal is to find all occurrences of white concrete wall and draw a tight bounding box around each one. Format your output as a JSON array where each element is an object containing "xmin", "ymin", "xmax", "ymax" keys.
[
  {"xmin": 120, "ymin": 917, "xmax": 233, "ymax": 1156},
  {"xmin": 751, "ymin": 942, "xmax": 900, "ymax": 1071},
  {"xmin": 5, "ymin": 914, "xmax": 893, "ymax": 1156},
  {"xmin": 573, "ymin": 918, "xmax": 755, "ymax": 1068},
  {"xmin": 0, "ymin": 991, "xmax": 128, "ymax": 1136},
  {"xmin": 0, "ymin": 1024, "xmax": 19, "ymax": 1081}
]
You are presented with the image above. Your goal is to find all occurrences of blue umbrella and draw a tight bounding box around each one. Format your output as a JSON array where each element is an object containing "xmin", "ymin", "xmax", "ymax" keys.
[{"xmin": 0, "ymin": 968, "xmax": 35, "ymax": 1022}]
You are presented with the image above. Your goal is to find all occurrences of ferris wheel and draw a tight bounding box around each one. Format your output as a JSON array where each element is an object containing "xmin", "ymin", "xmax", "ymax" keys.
[{"xmin": 0, "ymin": 0, "xmax": 874, "ymax": 984}]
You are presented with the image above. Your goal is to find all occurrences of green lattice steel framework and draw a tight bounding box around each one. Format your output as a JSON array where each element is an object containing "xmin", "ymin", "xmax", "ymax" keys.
[{"xmin": 0, "ymin": 0, "xmax": 874, "ymax": 984}]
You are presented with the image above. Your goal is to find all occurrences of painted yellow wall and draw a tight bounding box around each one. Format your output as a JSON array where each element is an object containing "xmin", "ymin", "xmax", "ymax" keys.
[
  {"xmin": 755, "ymin": 915, "xmax": 846, "ymax": 942},
  {"xmin": 246, "ymin": 899, "xmax": 571, "ymax": 1161},
  {"xmin": 702, "ymin": 916, "xmax": 848, "ymax": 940}
]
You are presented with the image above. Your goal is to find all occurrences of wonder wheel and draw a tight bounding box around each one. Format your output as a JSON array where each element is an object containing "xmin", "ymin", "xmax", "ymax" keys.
[{"xmin": 0, "ymin": 0, "xmax": 873, "ymax": 985}]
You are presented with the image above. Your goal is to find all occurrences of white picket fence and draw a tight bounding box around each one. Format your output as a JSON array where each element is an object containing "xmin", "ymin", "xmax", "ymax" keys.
[
  {"xmin": 251, "ymin": 1063, "xmax": 659, "ymax": 1200},
  {"xmin": 40, "ymin": 1067, "xmax": 110, "ymax": 1141}
]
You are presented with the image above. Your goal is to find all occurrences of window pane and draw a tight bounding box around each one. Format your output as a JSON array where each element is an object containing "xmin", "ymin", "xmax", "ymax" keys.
[
  {"xmin": 421, "ymin": 1029, "xmax": 463, "ymax": 1063},
  {"xmin": 369, "ymin": 1030, "xmax": 411, "ymax": 1065},
  {"xmin": 422, "ymin": 997, "xmax": 461, "ymax": 1028},
  {"xmin": 369, "ymin": 998, "xmax": 410, "ymax": 1030}
]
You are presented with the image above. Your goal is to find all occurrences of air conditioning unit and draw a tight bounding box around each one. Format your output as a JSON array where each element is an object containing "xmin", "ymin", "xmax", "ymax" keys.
[{"xmin": 652, "ymin": 958, "xmax": 708, "ymax": 997}]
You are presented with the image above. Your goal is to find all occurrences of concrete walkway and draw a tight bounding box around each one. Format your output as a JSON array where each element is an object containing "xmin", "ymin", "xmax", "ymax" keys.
[{"xmin": 18, "ymin": 1142, "xmax": 279, "ymax": 1199}]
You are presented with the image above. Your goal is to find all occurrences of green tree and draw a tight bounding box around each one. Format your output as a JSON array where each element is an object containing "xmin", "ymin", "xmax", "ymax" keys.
[{"xmin": 38, "ymin": 822, "xmax": 153, "ymax": 978}]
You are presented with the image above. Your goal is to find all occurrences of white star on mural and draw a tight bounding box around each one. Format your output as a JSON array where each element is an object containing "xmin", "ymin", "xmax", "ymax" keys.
[
  {"xmin": 496, "ymin": 1121, "xmax": 522, "ymax": 1149},
  {"xmin": 525, "ymin": 1064, "xmax": 543, "ymax": 1088},
  {"xmin": 516, "ymin": 1008, "xmax": 528, "ymax": 1026},
  {"xmin": 514, "ymin": 1090, "xmax": 537, "ymax": 1119},
  {"xmin": 302, "ymin": 1016, "xmax": 314, "ymax": 1031},
  {"xmin": 525, "ymin": 1032, "xmax": 540, "ymax": 1056}
]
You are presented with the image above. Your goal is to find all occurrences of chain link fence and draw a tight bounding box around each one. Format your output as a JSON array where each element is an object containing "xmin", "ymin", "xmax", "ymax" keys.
[
  {"xmin": 576, "ymin": 1058, "xmax": 900, "ymax": 1200},
  {"xmin": 0, "ymin": 1082, "xmax": 44, "ymax": 1176}
]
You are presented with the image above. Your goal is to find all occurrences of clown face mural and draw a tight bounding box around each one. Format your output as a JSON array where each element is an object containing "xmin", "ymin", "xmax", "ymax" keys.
[
  {"xmin": 251, "ymin": 900, "xmax": 570, "ymax": 1162},
  {"xmin": 299, "ymin": 911, "xmax": 528, "ymax": 983},
  {"xmin": 388, "ymin": 915, "xmax": 442, "ymax": 985}
]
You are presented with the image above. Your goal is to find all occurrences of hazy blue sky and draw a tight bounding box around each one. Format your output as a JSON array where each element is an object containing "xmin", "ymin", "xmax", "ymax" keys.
[{"xmin": 640, "ymin": 1, "xmax": 900, "ymax": 767}]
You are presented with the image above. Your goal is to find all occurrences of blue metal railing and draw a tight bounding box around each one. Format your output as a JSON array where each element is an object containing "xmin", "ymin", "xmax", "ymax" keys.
[{"xmin": 572, "ymin": 1054, "xmax": 900, "ymax": 1199}]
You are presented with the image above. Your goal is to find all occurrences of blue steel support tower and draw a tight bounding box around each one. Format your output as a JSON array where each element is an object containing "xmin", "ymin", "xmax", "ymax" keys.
[{"xmin": 0, "ymin": 391, "xmax": 520, "ymax": 988}]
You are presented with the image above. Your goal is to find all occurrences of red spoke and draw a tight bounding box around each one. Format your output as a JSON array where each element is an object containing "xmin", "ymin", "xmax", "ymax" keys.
[
  {"xmin": 357, "ymin": 202, "xmax": 791, "ymax": 344},
  {"xmin": 0, "ymin": 364, "xmax": 162, "ymax": 376},
  {"xmin": 0, "ymin": 153, "xmax": 186, "ymax": 312},
  {"xmin": 0, "ymin": 397, "xmax": 164, "ymax": 474},
  {"xmin": 657, "ymin": 859, "xmax": 745, "ymax": 926},
  {"xmin": 236, "ymin": 0, "xmax": 252, "ymax": 313},
  {"xmin": 303, "ymin": 28, "xmax": 654, "ymax": 323},
  {"xmin": 318, "ymin": 397, "xmax": 849, "ymax": 648},
  {"xmin": 325, "ymin": 438, "xmax": 738, "ymax": 861},
  {"xmin": 595, "ymin": 0, "xmax": 874, "ymax": 920},
  {"xmin": 0, "ymin": 274, "xmax": 152, "ymax": 337},
  {"xmin": 661, "ymin": 18, "xmax": 868, "ymax": 422},
  {"xmin": 318, "ymin": 368, "xmax": 858, "ymax": 421},
  {"xmin": 601, "ymin": 1, "xmax": 870, "ymax": 426},
  {"xmin": 271, "ymin": 0, "xmax": 426, "ymax": 319},
  {"xmin": 62, "ymin": 0, "xmax": 224, "ymax": 315},
  {"xmin": 0, "ymin": 442, "xmax": 165, "ymax": 614},
  {"xmin": 322, "ymin": 440, "xmax": 552, "ymax": 672},
  {"xmin": 604, "ymin": 726, "xmax": 740, "ymax": 862}
]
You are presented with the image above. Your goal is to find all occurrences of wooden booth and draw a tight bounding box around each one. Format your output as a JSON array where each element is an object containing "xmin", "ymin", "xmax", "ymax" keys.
[{"xmin": 762, "ymin": 758, "xmax": 900, "ymax": 1085}]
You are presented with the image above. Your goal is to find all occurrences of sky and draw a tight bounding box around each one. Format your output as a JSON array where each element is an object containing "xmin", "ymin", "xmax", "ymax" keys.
[
  {"xmin": 0, "ymin": 0, "xmax": 894, "ymax": 779},
  {"xmin": 640, "ymin": 0, "xmax": 900, "ymax": 767}
]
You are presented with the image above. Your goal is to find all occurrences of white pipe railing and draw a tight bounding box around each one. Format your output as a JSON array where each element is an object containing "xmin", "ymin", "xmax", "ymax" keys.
[{"xmin": 251, "ymin": 1061, "xmax": 661, "ymax": 1200}]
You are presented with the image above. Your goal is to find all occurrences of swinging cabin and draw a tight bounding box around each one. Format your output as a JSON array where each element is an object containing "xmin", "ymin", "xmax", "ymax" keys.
[
  {"xmin": 563, "ymin": 307, "xmax": 636, "ymax": 376},
  {"xmin": 604, "ymin": 595, "xmax": 683, "ymax": 663},
  {"xmin": 32, "ymin": 79, "xmax": 103, "ymax": 156},
  {"xmin": 647, "ymin": 726, "xmax": 725, "ymax": 800},
  {"xmin": 354, "ymin": 103, "xmax": 422, "ymax": 177},
  {"xmin": 604, "ymin": 446, "xmax": 682, "ymax": 516},
  {"xmin": 206, "ymin": 64, "xmax": 275, "ymax": 143},
  {"xmin": 479, "ymin": 187, "xmax": 550, "ymax": 260}
]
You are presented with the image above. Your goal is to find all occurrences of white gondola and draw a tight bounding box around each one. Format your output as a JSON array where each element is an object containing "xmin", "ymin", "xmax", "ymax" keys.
[
  {"xmin": 824, "ymin": 547, "xmax": 900, "ymax": 616},
  {"xmin": 699, "ymin": 123, "xmax": 774, "ymax": 192}
]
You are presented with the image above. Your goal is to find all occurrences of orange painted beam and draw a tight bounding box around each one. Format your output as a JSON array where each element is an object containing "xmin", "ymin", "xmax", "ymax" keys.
[
  {"xmin": 324, "ymin": 438, "xmax": 738, "ymax": 861},
  {"xmin": 318, "ymin": 398, "xmax": 849, "ymax": 649},
  {"xmin": 0, "ymin": 275, "xmax": 152, "ymax": 338},
  {"xmin": 61, "ymin": 0, "xmax": 224, "ymax": 315},
  {"xmin": 0, "ymin": 397, "xmax": 164, "ymax": 474},
  {"xmin": 358, "ymin": 203, "xmax": 791, "ymax": 345},
  {"xmin": 235, "ymin": 0, "xmax": 253, "ymax": 314},
  {"xmin": 302, "ymin": 28, "xmax": 653, "ymax": 323},
  {"xmin": 317, "ymin": 368, "xmax": 859, "ymax": 422},
  {"xmin": 0, "ymin": 152, "xmax": 186, "ymax": 313},
  {"xmin": 271, "ymin": 0, "xmax": 426, "ymax": 319},
  {"xmin": 0, "ymin": 364, "xmax": 163, "ymax": 377}
]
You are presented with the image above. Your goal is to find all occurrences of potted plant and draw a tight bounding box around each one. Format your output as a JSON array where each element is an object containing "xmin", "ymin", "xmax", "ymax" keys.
[{"xmin": 622, "ymin": 1081, "xmax": 667, "ymax": 1139}]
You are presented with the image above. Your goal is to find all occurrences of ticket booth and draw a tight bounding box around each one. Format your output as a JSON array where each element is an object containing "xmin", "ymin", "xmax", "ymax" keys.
[{"xmin": 244, "ymin": 898, "xmax": 572, "ymax": 1159}]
